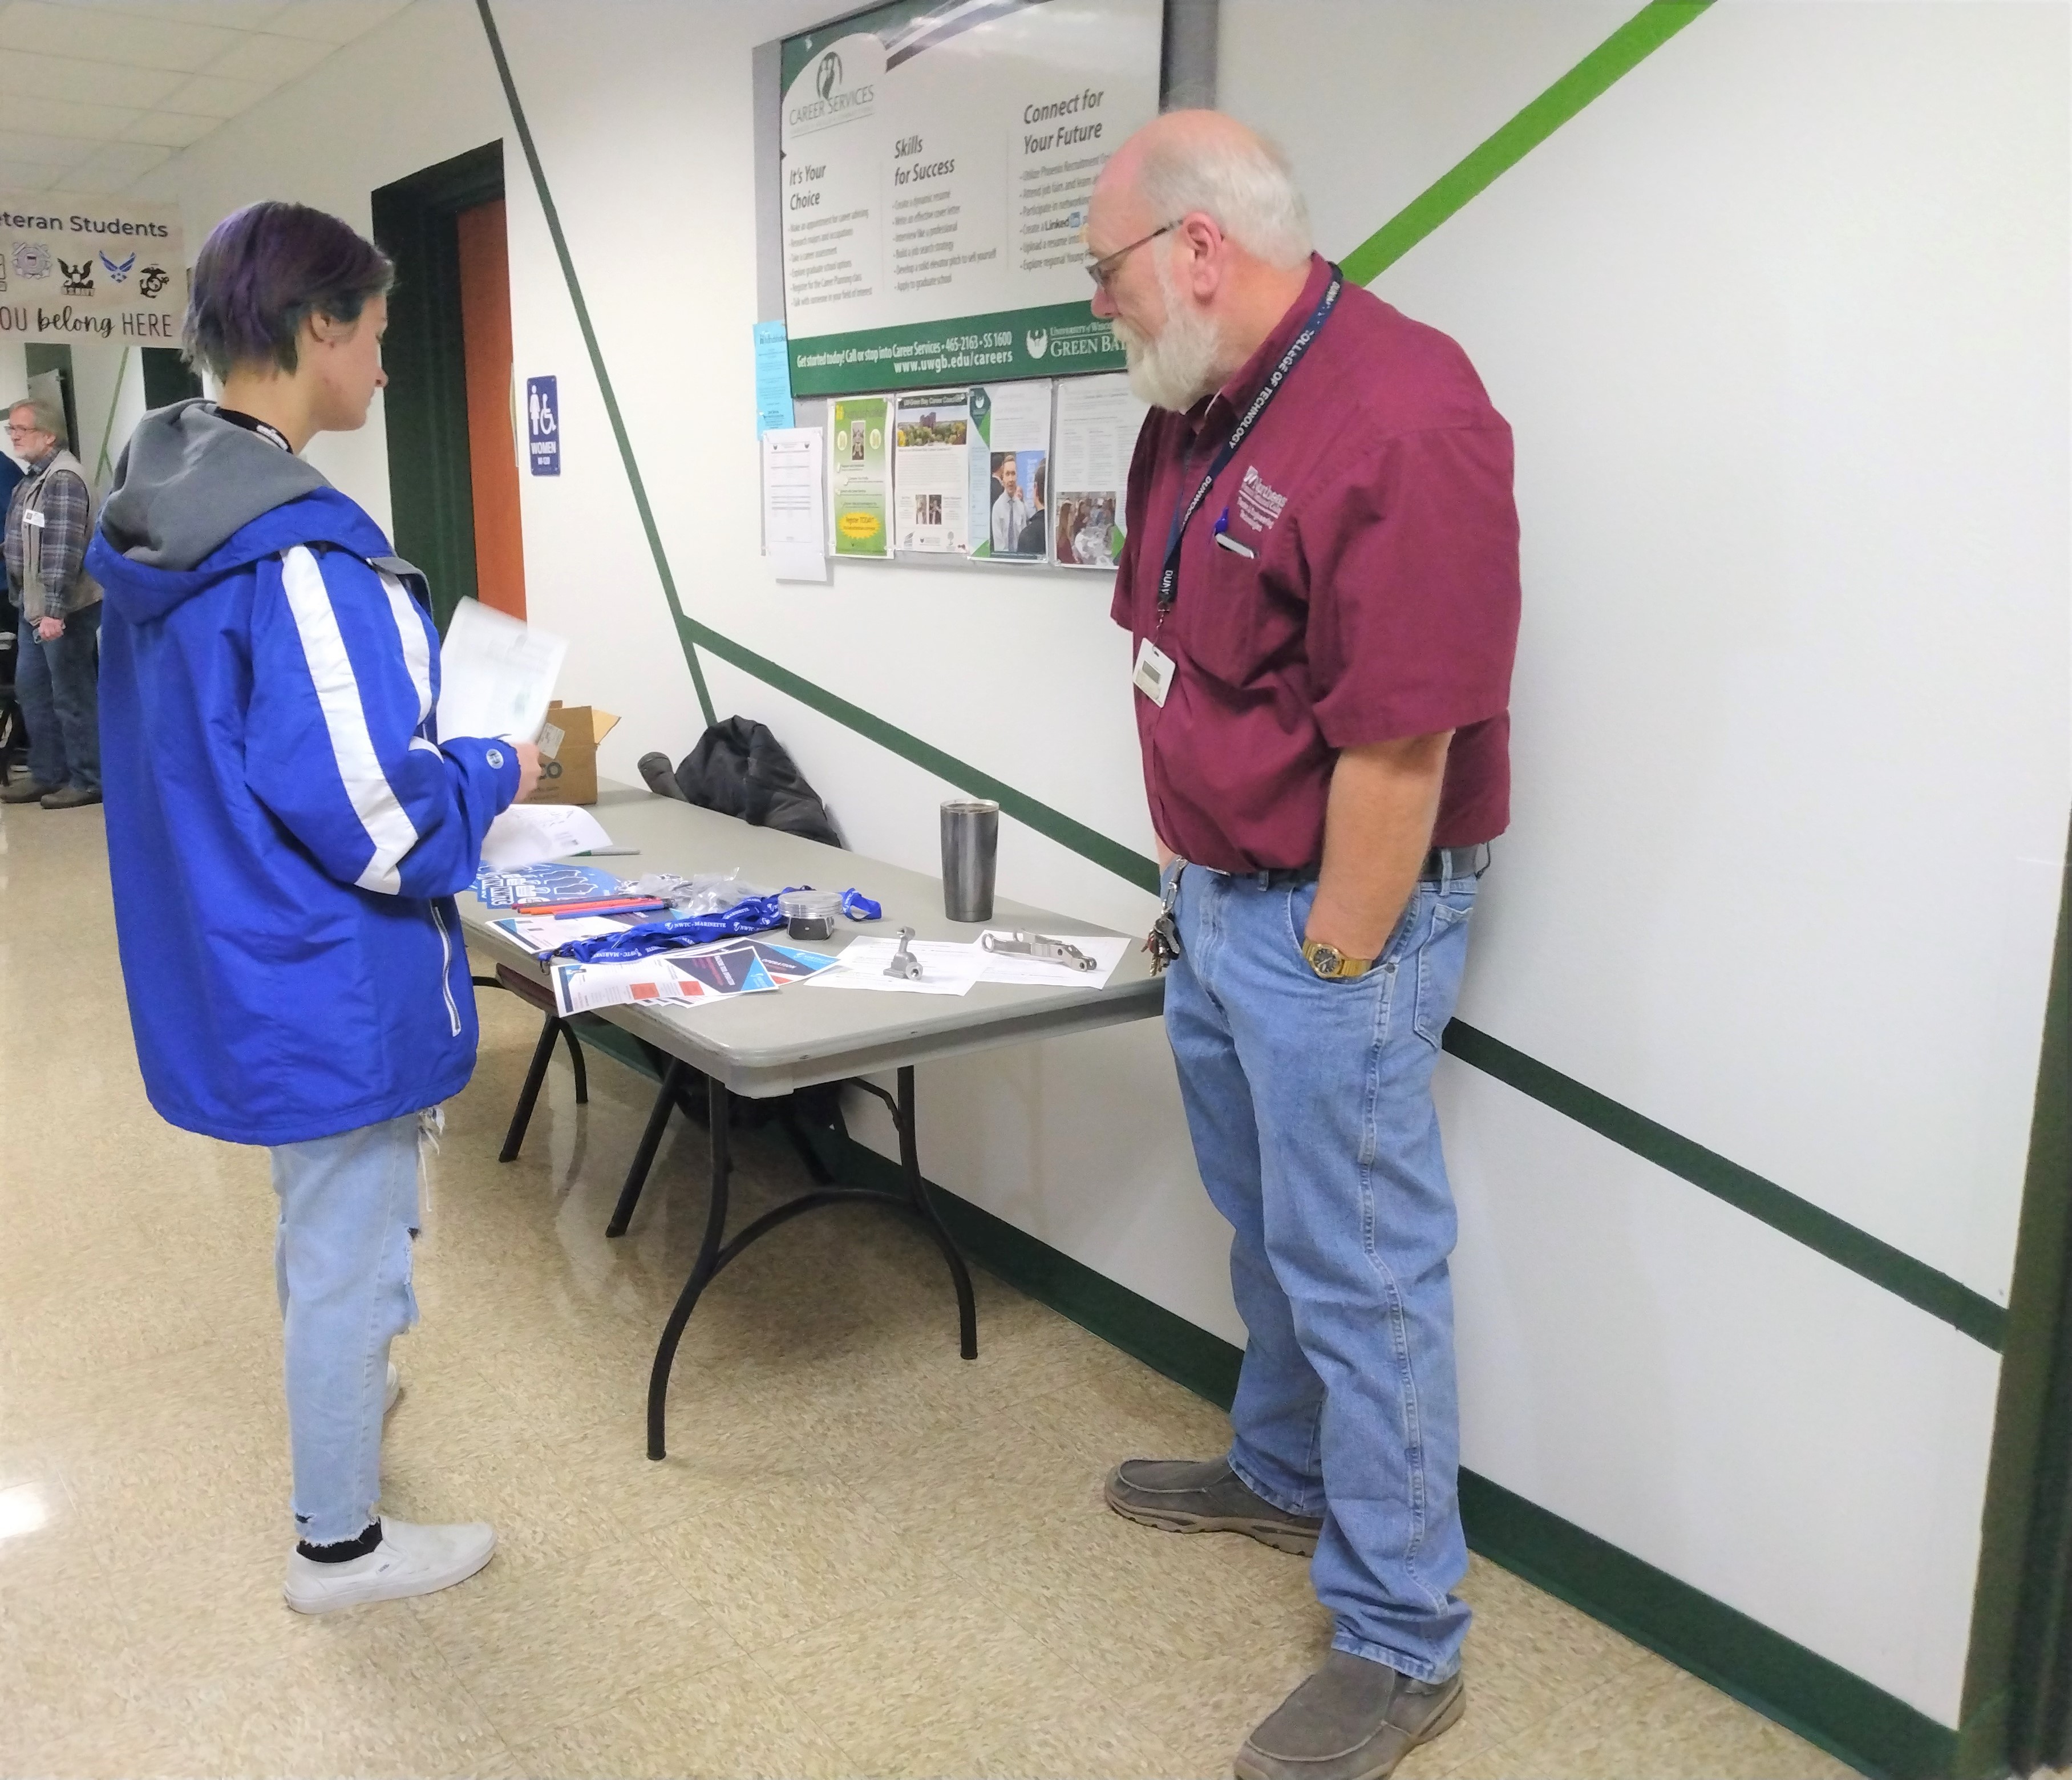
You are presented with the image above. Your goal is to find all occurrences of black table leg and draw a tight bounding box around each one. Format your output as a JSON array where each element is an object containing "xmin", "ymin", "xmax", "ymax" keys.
[
  {"xmin": 561, "ymin": 1022, "xmax": 589, "ymax": 1103},
  {"xmin": 649, "ymin": 1073, "xmax": 733, "ymax": 1459},
  {"xmin": 608, "ymin": 1056, "xmax": 687, "ymax": 1238},
  {"xmin": 499, "ymin": 1016, "xmax": 561, "ymax": 1163},
  {"xmin": 894, "ymin": 1065, "xmax": 978, "ymax": 1360}
]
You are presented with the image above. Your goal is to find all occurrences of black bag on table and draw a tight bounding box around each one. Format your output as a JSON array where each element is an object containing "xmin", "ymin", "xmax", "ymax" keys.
[{"xmin": 638, "ymin": 716, "xmax": 842, "ymax": 848}]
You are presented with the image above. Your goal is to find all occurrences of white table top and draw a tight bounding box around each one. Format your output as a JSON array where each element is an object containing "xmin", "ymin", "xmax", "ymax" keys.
[{"xmin": 458, "ymin": 783, "xmax": 1164, "ymax": 1097}]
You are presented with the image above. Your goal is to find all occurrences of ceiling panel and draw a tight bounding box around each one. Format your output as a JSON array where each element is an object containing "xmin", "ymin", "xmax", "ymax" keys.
[
  {"xmin": 0, "ymin": 0, "xmax": 414, "ymax": 198},
  {"xmin": 0, "ymin": 45, "xmax": 188, "ymax": 106},
  {"xmin": 0, "ymin": 2, "xmax": 242, "ymax": 71}
]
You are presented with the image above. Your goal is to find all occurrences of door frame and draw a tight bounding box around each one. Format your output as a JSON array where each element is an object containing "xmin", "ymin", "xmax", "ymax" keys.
[{"xmin": 371, "ymin": 140, "xmax": 504, "ymax": 630}]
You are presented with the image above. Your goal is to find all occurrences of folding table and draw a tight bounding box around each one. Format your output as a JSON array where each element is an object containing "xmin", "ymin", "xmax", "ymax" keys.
[{"xmin": 456, "ymin": 784, "xmax": 1165, "ymax": 1458}]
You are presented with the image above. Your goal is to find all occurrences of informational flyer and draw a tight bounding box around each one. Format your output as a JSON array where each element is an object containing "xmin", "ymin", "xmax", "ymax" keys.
[
  {"xmin": 967, "ymin": 381, "xmax": 1053, "ymax": 561},
  {"xmin": 761, "ymin": 427, "xmax": 829, "ymax": 582},
  {"xmin": 829, "ymin": 394, "xmax": 891, "ymax": 557},
  {"xmin": 778, "ymin": 0, "xmax": 1163, "ymax": 396},
  {"xmin": 892, "ymin": 388, "xmax": 969, "ymax": 554},
  {"xmin": 1051, "ymin": 373, "xmax": 1148, "ymax": 570}
]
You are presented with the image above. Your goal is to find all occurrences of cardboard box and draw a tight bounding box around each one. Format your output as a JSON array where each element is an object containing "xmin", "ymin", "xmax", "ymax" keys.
[{"xmin": 525, "ymin": 702, "xmax": 620, "ymax": 806}]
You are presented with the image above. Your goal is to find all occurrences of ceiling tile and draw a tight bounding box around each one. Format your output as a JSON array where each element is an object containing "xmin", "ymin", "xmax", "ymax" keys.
[
  {"xmin": 203, "ymin": 30, "xmax": 331, "ymax": 86},
  {"xmin": 262, "ymin": 0, "xmax": 408, "ymax": 46},
  {"xmin": 0, "ymin": 2, "xmax": 242, "ymax": 73},
  {"xmin": 0, "ymin": 128, "xmax": 100, "ymax": 168},
  {"xmin": 0, "ymin": 48, "xmax": 188, "ymax": 108},
  {"xmin": 153, "ymin": 71, "xmax": 272, "ymax": 119},
  {"xmin": 0, "ymin": 95, "xmax": 147, "ymax": 140},
  {"xmin": 67, "ymin": 0, "xmax": 290, "ymax": 29},
  {"xmin": 118, "ymin": 109, "xmax": 221, "ymax": 148},
  {"xmin": 48, "ymin": 137, "xmax": 171, "ymax": 193},
  {"xmin": 0, "ymin": 160, "xmax": 62, "ymax": 192}
]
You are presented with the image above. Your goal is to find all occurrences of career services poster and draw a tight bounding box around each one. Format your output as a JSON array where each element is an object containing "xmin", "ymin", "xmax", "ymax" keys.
[
  {"xmin": 830, "ymin": 395, "xmax": 891, "ymax": 557},
  {"xmin": 779, "ymin": 0, "xmax": 1163, "ymax": 397},
  {"xmin": 1053, "ymin": 371, "xmax": 1147, "ymax": 569},
  {"xmin": 892, "ymin": 388, "xmax": 970, "ymax": 553}
]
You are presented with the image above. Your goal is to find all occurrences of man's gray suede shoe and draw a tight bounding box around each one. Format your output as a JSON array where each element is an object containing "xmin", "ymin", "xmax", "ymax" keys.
[
  {"xmin": 1235, "ymin": 1652, "xmax": 1465, "ymax": 1780},
  {"xmin": 0, "ymin": 779, "xmax": 57, "ymax": 804},
  {"xmin": 1103, "ymin": 1458, "xmax": 1322, "ymax": 1556}
]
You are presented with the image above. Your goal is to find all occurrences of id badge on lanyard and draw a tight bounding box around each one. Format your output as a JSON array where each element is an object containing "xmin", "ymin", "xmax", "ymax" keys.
[{"xmin": 1134, "ymin": 266, "xmax": 1342, "ymax": 706}]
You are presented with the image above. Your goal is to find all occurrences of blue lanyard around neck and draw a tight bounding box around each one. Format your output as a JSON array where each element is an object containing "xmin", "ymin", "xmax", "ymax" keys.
[{"xmin": 1156, "ymin": 264, "xmax": 1343, "ymax": 626}]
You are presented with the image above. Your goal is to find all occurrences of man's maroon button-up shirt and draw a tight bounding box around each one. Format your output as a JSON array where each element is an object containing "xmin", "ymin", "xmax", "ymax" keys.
[{"xmin": 1111, "ymin": 254, "xmax": 1522, "ymax": 873}]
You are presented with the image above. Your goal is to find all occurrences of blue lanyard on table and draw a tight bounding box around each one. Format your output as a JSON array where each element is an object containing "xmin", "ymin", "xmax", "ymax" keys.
[{"xmin": 1156, "ymin": 264, "xmax": 1343, "ymax": 626}]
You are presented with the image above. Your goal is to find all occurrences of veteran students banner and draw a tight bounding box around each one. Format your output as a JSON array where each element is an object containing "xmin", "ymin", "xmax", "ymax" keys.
[
  {"xmin": 0, "ymin": 193, "xmax": 185, "ymax": 345},
  {"xmin": 779, "ymin": 0, "xmax": 1162, "ymax": 397}
]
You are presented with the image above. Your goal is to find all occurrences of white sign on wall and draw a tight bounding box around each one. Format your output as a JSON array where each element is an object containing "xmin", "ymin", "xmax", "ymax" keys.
[
  {"xmin": 779, "ymin": 0, "xmax": 1163, "ymax": 396},
  {"xmin": 0, "ymin": 192, "xmax": 185, "ymax": 346}
]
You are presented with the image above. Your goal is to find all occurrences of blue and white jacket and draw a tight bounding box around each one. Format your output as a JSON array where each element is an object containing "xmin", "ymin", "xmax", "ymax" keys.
[{"xmin": 87, "ymin": 402, "xmax": 519, "ymax": 1146}]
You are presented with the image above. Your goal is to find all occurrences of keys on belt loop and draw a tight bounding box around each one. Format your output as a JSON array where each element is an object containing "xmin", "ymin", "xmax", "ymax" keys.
[{"xmin": 1145, "ymin": 862, "xmax": 1185, "ymax": 976}]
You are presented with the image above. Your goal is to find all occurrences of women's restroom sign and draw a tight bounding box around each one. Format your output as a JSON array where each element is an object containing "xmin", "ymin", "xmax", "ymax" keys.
[{"xmin": 526, "ymin": 376, "xmax": 559, "ymax": 476}]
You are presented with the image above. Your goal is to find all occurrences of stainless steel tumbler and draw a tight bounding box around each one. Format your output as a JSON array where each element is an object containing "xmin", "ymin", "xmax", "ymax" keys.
[{"xmin": 940, "ymin": 799, "xmax": 999, "ymax": 923}]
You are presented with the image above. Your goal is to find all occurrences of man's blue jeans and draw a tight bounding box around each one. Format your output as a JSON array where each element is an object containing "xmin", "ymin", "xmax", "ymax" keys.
[
  {"xmin": 17, "ymin": 603, "xmax": 101, "ymax": 792},
  {"xmin": 269, "ymin": 1112, "xmax": 422, "ymax": 1545},
  {"xmin": 1164, "ymin": 861, "xmax": 1480, "ymax": 1682}
]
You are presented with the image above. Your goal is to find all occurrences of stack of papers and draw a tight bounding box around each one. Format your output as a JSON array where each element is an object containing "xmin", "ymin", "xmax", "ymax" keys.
[
  {"xmin": 479, "ymin": 804, "xmax": 613, "ymax": 871},
  {"xmin": 472, "ymin": 864, "xmax": 629, "ymax": 908},
  {"xmin": 546, "ymin": 939, "xmax": 835, "ymax": 1017}
]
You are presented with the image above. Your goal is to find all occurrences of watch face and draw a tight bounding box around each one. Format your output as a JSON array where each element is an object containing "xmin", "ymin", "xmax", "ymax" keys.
[{"xmin": 1309, "ymin": 944, "xmax": 1343, "ymax": 978}]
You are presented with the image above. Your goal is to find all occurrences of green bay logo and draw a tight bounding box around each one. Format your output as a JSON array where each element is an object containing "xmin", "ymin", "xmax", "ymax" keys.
[
  {"xmin": 790, "ymin": 52, "xmax": 875, "ymax": 128},
  {"xmin": 1025, "ymin": 329, "xmax": 1048, "ymax": 359},
  {"xmin": 816, "ymin": 51, "xmax": 841, "ymax": 100}
]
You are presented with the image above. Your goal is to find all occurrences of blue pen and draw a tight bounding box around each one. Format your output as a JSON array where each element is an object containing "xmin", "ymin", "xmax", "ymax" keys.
[{"xmin": 1213, "ymin": 507, "xmax": 1230, "ymax": 536}]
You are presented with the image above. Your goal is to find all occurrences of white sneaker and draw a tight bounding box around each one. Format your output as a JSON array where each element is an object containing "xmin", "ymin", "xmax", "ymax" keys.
[
  {"xmin": 385, "ymin": 1360, "xmax": 400, "ymax": 1415},
  {"xmin": 283, "ymin": 1518, "xmax": 496, "ymax": 1615}
]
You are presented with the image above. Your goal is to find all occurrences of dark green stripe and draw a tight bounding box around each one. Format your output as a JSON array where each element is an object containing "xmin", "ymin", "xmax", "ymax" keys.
[
  {"xmin": 475, "ymin": 0, "xmax": 717, "ymax": 730},
  {"xmin": 1341, "ymin": 0, "xmax": 1717, "ymax": 285},
  {"xmin": 476, "ymin": 0, "xmax": 2000, "ymax": 1352},
  {"xmin": 1444, "ymin": 1020, "xmax": 2008, "ymax": 1350},
  {"xmin": 676, "ymin": 613, "xmax": 1160, "ymax": 892}
]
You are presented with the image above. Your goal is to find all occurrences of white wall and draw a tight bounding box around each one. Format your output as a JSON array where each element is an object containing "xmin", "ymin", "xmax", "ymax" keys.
[{"xmin": 127, "ymin": 0, "xmax": 2067, "ymax": 1730}]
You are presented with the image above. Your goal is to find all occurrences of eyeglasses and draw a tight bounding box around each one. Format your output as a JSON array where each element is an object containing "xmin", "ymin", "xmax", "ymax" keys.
[{"xmin": 1084, "ymin": 221, "xmax": 1176, "ymax": 292}]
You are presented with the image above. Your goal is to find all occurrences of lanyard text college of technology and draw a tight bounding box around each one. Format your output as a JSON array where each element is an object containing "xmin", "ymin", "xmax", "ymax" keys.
[{"xmin": 1155, "ymin": 264, "xmax": 1344, "ymax": 630}]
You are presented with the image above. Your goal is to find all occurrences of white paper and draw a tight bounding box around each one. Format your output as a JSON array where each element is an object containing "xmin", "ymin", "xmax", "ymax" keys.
[
  {"xmin": 551, "ymin": 958, "xmax": 704, "ymax": 1017},
  {"xmin": 1052, "ymin": 373, "xmax": 1150, "ymax": 570},
  {"xmin": 436, "ymin": 600, "xmax": 569, "ymax": 742},
  {"xmin": 762, "ymin": 427, "xmax": 829, "ymax": 582},
  {"xmin": 892, "ymin": 390, "xmax": 970, "ymax": 554},
  {"xmin": 808, "ymin": 936, "xmax": 988, "ymax": 995},
  {"xmin": 968, "ymin": 381, "xmax": 1053, "ymax": 561},
  {"xmin": 976, "ymin": 932, "xmax": 1130, "ymax": 989},
  {"xmin": 491, "ymin": 914, "xmax": 630, "ymax": 957},
  {"xmin": 479, "ymin": 803, "xmax": 613, "ymax": 871}
]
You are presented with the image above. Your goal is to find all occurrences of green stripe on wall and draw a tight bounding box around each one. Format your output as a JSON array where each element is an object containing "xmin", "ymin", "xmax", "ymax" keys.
[
  {"xmin": 477, "ymin": 0, "xmax": 2000, "ymax": 1358},
  {"xmin": 1444, "ymin": 1022, "xmax": 2009, "ymax": 1351}
]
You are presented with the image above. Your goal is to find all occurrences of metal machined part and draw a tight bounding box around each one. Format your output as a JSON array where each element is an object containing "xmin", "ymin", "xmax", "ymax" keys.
[
  {"xmin": 885, "ymin": 927, "xmax": 924, "ymax": 981},
  {"xmin": 981, "ymin": 931, "xmax": 1096, "ymax": 972}
]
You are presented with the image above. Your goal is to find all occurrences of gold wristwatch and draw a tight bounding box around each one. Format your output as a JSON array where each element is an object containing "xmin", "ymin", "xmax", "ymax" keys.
[{"xmin": 1301, "ymin": 939, "xmax": 1376, "ymax": 980}]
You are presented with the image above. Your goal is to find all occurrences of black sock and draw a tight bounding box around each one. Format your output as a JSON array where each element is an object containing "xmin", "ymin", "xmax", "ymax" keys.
[{"xmin": 296, "ymin": 1519, "xmax": 382, "ymax": 1563}]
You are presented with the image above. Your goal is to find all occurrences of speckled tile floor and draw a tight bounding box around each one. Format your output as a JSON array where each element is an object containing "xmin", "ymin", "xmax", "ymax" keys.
[{"xmin": 0, "ymin": 802, "xmax": 1861, "ymax": 1778}]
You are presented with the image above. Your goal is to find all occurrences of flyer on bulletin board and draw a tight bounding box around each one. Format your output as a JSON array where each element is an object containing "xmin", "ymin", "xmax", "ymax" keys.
[
  {"xmin": 892, "ymin": 388, "xmax": 969, "ymax": 554},
  {"xmin": 967, "ymin": 381, "xmax": 1052, "ymax": 561},
  {"xmin": 1052, "ymin": 373, "xmax": 1148, "ymax": 570},
  {"xmin": 829, "ymin": 394, "xmax": 890, "ymax": 557}
]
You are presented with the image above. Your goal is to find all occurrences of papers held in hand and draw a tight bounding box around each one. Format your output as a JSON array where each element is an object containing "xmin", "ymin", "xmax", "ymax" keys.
[{"xmin": 436, "ymin": 600, "xmax": 568, "ymax": 743}]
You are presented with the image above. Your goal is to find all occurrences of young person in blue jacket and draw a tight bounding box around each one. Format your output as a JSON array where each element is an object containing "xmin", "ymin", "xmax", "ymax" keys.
[{"xmin": 88, "ymin": 203, "xmax": 541, "ymax": 1615}]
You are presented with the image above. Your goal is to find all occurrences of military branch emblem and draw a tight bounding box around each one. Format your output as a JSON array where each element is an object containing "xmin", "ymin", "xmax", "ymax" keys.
[
  {"xmin": 137, "ymin": 264, "xmax": 169, "ymax": 300},
  {"xmin": 99, "ymin": 249, "xmax": 136, "ymax": 284},
  {"xmin": 58, "ymin": 256, "xmax": 94, "ymax": 295},
  {"xmin": 12, "ymin": 240, "xmax": 51, "ymax": 279}
]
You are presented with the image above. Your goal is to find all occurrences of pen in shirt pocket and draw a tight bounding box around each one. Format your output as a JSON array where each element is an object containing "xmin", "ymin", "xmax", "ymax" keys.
[{"xmin": 1212, "ymin": 507, "xmax": 1256, "ymax": 559}]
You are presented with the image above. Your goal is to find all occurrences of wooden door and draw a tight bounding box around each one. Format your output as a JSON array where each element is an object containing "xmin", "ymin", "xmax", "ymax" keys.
[{"xmin": 455, "ymin": 198, "xmax": 525, "ymax": 618}]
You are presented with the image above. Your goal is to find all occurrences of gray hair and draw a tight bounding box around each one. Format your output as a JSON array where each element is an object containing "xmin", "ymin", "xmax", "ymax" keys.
[
  {"xmin": 8, "ymin": 394, "xmax": 64, "ymax": 439},
  {"xmin": 1138, "ymin": 124, "xmax": 1313, "ymax": 269}
]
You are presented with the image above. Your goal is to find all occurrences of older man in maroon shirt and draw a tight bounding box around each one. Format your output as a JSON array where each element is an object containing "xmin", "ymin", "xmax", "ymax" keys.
[{"xmin": 1092, "ymin": 112, "xmax": 1520, "ymax": 1780}]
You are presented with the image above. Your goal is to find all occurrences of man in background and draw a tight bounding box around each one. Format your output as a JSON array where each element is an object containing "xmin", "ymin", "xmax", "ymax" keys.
[
  {"xmin": 1017, "ymin": 459, "xmax": 1049, "ymax": 557},
  {"xmin": 990, "ymin": 454, "xmax": 1027, "ymax": 553},
  {"xmin": 2, "ymin": 394, "xmax": 102, "ymax": 809}
]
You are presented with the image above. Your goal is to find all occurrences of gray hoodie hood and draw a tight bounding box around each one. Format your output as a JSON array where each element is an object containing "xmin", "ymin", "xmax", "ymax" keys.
[{"xmin": 98, "ymin": 398, "xmax": 330, "ymax": 573}]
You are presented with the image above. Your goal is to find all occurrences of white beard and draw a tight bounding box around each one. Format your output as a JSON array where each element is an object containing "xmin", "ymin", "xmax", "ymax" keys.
[{"xmin": 1113, "ymin": 250, "xmax": 1228, "ymax": 412}]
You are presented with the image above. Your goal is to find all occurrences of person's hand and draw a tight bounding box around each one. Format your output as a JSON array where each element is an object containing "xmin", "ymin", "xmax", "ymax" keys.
[
  {"xmin": 34, "ymin": 616, "xmax": 63, "ymax": 642},
  {"xmin": 512, "ymin": 741, "xmax": 543, "ymax": 803}
]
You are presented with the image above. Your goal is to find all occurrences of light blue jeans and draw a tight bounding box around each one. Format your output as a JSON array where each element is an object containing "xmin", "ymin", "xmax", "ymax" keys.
[
  {"xmin": 1164, "ymin": 860, "xmax": 1480, "ymax": 1681},
  {"xmin": 269, "ymin": 1112, "xmax": 423, "ymax": 1545}
]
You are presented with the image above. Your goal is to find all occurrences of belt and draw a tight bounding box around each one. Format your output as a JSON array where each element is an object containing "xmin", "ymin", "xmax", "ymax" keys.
[{"xmin": 1229, "ymin": 844, "xmax": 1491, "ymax": 889}]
